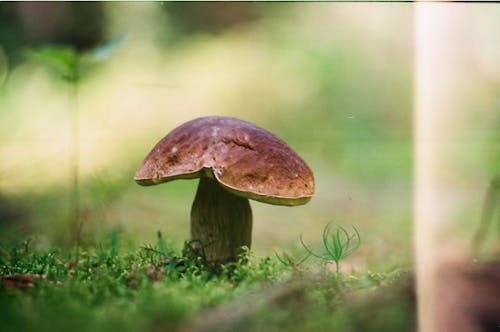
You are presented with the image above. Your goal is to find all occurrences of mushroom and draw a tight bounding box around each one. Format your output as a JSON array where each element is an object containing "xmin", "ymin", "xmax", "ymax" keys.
[{"xmin": 134, "ymin": 116, "xmax": 315, "ymax": 262}]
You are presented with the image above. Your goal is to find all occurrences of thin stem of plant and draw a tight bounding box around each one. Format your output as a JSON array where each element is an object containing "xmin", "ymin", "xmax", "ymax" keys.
[{"xmin": 69, "ymin": 79, "xmax": 81, "ymax": 247}]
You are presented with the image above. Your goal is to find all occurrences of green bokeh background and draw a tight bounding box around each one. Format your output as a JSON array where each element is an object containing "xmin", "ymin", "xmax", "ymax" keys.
[{"xmin": 0, "ymin": 2, "xmax": 498, "ymax": 268}]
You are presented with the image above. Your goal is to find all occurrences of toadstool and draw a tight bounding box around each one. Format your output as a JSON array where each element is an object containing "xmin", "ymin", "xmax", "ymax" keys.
[{"xmin": 134, "ymin": 116, "xmax": 315, "ymax": 262}]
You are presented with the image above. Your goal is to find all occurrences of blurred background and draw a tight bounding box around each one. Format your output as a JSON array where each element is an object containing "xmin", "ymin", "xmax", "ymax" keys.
[{"xmin": 0, "ymin": 3, "xmax": 497, "ymax": 269}]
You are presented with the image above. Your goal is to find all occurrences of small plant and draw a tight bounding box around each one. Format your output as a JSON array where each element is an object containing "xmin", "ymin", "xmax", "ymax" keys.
[
  {"xmin": 274, "ymin": 250, "xmax": 310, "ymax": 270},
  {"xmin": 26, "ymin": 35, "xmax": 124, "ymax": 246},
  {"xmin": 300, "ymin": 223, "xmax": 361, "ymax": 273}
]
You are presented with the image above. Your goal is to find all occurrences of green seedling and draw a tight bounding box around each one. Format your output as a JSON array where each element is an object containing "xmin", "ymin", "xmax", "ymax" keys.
[
  {"xmin": 274, "ymin": 250, "xmax": 310, "ymax": 270},
  {"xmin": 26, "ymin": 35, "xmax": 124, "ymax": 246},
  {"xmin": 300, "ymin": 223, "xmax": 361, "ymax": 273}
]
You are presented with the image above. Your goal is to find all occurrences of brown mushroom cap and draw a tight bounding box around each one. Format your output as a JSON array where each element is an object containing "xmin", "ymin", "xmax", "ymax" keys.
[{"xmin": 134, "ymin": 116, "xmax": 315, "ymax": 206}]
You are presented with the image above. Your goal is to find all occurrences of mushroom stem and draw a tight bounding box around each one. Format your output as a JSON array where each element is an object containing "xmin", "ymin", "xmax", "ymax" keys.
[{"xmin": 191, "ymin": 176, "xmax": 252, "ymax": 262}]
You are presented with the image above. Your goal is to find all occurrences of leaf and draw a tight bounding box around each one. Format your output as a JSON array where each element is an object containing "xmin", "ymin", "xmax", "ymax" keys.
[
  {"xmin": 26, "ymin": 35, "xmax": 125, "ymax": 83},
  {"xmin": 27, "ymin": 45, "xmax": 78, "ymax": 81},
  {"xmin": 299, "ymin": 233, "xmax": 325, "ymax": 260}
]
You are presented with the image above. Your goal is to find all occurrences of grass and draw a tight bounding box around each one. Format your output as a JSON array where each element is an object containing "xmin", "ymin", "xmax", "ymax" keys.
[{"xmin": 0, "ymin": 231, "xmax": 415, "ymax": 332}]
